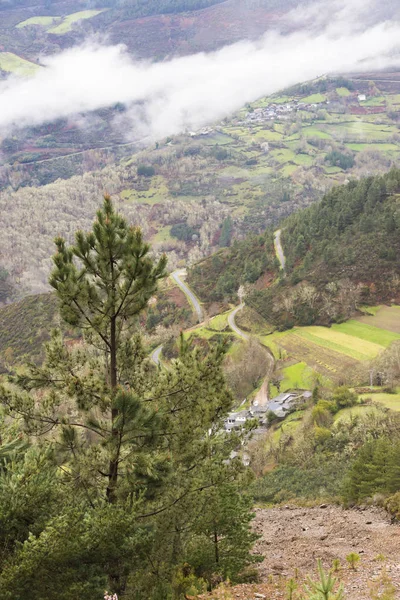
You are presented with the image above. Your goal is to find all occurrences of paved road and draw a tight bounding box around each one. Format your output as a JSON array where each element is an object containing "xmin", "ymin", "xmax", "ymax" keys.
[
  {"xmin": 149, "ymin": 270, "xmax": 203, "ymax": 366},
  {"xmin": 151, "ymin": 345, "xmax": 163, "ymax": 366},
  {"xmin": 171, "ymin": 269, "xmax": 204, "ymax": 323},
  {"xmin": 274, "ymin": 229, "xmax": 286, "ymax": 270},
  {"xmin": 228, "ymin": 303, "xmax": 249, "ymax": 340}
]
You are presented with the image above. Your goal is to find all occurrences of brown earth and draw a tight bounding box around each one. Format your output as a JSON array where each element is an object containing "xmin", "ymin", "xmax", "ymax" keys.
[
  {"xmin": 166, "ymin": 284, "xmax": 190, "ymax": 309},
  {"xmin": 201, "ymin": 505, "xmax": 400, "ymax": 599}
]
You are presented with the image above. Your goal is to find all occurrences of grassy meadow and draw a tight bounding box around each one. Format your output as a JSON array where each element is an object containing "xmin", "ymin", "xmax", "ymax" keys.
[
  {"xmin": 16, "ymin": 10, "xmax": 105, "ymax": 34},
  {"xmin": 48, "ymin": 10, "xmax": 106, "ymax": 34},
  {"xmin": 0, "ymin": 52, "xmax": 40, "ymax": 76}
]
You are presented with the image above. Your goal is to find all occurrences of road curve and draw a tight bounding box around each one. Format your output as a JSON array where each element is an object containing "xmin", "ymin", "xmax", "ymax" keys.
[
  {"xmin": 274, "ymin": 229, "xmax": 286, "ymax": 270},
  {"xmin": 228, "ymin": 304, "xmax": 249, "ymax": 340},
  {"xmin": 171, "ymin": 269, "xmax": 204, "ymax": 323},
  {"xmin": 151, "ymin": 344, "xmax": 163, "ymax": 366}
]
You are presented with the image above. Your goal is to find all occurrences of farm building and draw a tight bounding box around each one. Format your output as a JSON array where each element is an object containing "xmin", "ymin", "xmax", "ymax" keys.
[{"xmin": 224, "ymin": 390, "xmax": 311, "ymax": 430}]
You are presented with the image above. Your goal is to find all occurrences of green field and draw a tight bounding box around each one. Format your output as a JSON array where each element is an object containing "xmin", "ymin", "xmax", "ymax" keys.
[
  {"xmin": 359, "ymin": 392, "xmax": 400, "ymax": 412},
  {"xmin": 361, "ymin": 96, "xmax": 386, "ymax": 107},
  {"xmin": 0, "ymin": 52, "xmax": 40, "ymax": 76},
  {"xmin": 253, "ymin": 129, "xmax": 283, "ymax": 141},
  {"xmin": 301, "ymin": 126, "xmax": 332, "ymax": 139},
  {"xmin": 324, "ymin": 121, "xmax": 396, "ymax": 141},
  {"xmin": 16, "ymin": 16, "xmax": 62, "ymax": 28},
  {"xmin": 259, "ymin": 315, "xmax": 400, "ymax": 385},
  {"xmin": 301, "ymin": 93, "xmax": 327, "ymax": 103},
  {"xmin": 346, "ymin": 142, "xmax": 399, "ymax": 153},
  {"xmin": 48, "ymin": 10, "xmax": 105, "ymax": 34},
  {"xmin": 296, "ymin": 326, "xmax": 384, "ymax": 360},
  {"xmin": 270, "ymin": 148, "xmax": 296, "ymax": 163},
  {"xmin": 292, "ymin": 153, "xmax": 314, "ymax": 166},
  {"xmin": 331, "ymin": 320, "xmax": 400, "ymax": 347},
  {"xmin": 336, "ymin": 87, "xmax": 352, "ymax": 97},
  {"xmin": 208, "ymin": 311, "xmax": 230, "ymax": 331},
  {"xmin": 334, "ymin": 405, "xmax": 379, "ymax": 422},
  {"xmin": 270, "ymin": 362, "xmax": 311, "ymax": 396}
]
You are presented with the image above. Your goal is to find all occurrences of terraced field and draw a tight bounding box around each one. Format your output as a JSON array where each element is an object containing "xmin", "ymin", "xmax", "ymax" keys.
[
  {"xmin": 296, "ymin": 326, "xmax": 384, "ymax": 360},
  {"xmin": 218, "ymin": 86, "xmax": 400, "ymax": 193},
  {"xmin": 276, "ymin": 331, "xmax": 358, "ymax": 379},
  {"xmin": 261, "ymin": 309, "xmax": 400, "ymax": 385}
]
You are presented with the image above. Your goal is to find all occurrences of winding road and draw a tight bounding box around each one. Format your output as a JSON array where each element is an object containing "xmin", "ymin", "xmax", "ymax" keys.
[
  {"xmin": 150, "ymin": 270, "xmax": 204, "ymax": 365},
  {"xmin": 227, "ymin": 303, "xmax": 274, "ymax": 404},
  {"xmin": 150, "ymin": 345, "xmax": 163, "ymax": 366},
  {"xmin": 171, "ymin": 269, "xmax": 204, "ymax": 323},
  {"xmin": 227, "ymin": 304, "xmax": 249, "ymax": 340},
  {"xmin": 274, "ymin": 229, "xmax": 286, "ymax": 271}
]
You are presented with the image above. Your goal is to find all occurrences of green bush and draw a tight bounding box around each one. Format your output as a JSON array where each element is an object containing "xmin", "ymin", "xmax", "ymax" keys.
[{"xmin": 137, "ymin": 164, "xmax": 155, "ymax": 177}]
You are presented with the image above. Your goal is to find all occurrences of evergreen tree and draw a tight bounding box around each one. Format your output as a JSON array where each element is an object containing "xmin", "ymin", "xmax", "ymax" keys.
[
  {"xmin": 49, "ymin": 195, "xmax": 167, "ymax": 504},
  {"xmin": 219, "ymin": 216, "xmax": 233, "ymax": 248}
]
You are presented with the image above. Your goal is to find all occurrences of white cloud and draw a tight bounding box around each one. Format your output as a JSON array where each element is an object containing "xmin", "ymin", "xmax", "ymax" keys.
[{"xmin": 0, "ymin": 0, "xmax": 399, "ymax": 140}]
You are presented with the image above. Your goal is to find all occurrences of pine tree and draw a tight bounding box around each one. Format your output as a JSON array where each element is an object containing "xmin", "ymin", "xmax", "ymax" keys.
[{"xmin": 49, "ymin": 195, "xmax": 167, "ymax": 503}]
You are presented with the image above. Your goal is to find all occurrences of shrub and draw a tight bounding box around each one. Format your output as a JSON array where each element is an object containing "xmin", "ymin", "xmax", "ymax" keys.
[
  {"xmin": 346, "ymin": 553, "xmax": 360, "ymax": 570},
  {"xmin": 137, "ymin": 164, "xmax": 155, "ymax": 177},
  {"xmin": 313, "ymin": 426, "xmax": 332, "ymax": 446},
  {"xmin": 332, "ymin": 388, "xmax": 358, "ymax": 409},
  {"xmin": 384, "ymin": 492, "xmax": 400, "ymax": 520},
  {"xmin": 312, "ymin": 405, "xmax": 334, "ymax": 428}
]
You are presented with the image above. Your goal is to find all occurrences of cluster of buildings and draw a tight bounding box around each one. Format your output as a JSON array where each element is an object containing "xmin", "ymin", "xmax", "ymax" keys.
[
  {"xmin": 188, "ymin": 127, "xmax": 215, "ymax": 137},
  {"xmin": 242, "ymin": 97, "xmax": 330, "ymax": 125},
  {"xmin": 224, "ymin": 390, "xmax": 312, "ymax": 432},
  {"xmin": 243, "ymin": 103, "xmax": 298, "ymax": 125}
]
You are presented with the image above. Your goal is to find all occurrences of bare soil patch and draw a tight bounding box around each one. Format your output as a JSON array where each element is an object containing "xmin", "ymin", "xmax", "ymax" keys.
[
  {"xmin": 201, "ymin": 505, "xmax": 400, "ymax": 599},
  {"xmin": 356, "ymin": 306, "xmax": 400, "ymax": 334}
]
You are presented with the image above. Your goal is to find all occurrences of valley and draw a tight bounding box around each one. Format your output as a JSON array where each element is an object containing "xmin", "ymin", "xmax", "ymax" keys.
[
  {"xmin": 2, "ymin": 1, "xmax": 400, "ymax": 598},
  {"xmin": 2, "ymin": 76, "xmax": 400, "ymax": 300}
]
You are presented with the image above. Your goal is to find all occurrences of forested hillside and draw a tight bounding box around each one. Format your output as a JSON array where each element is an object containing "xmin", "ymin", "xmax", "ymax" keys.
[{"xmin": 189, "ymin": 168, "xmax": 400, "ymax": 328}]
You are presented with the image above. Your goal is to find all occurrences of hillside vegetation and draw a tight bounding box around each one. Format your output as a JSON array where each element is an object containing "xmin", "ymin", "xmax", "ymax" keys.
[
  {"xmin": 190, "ymin": 168, "xmax": 400, "ymax": 329},
  {"xmin": 4, "ymin": 79, "xmax": 400, "ymax": 299}
]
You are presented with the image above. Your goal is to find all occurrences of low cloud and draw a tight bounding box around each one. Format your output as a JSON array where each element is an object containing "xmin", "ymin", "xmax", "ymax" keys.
[{"xmin": 0, "ymin": 0, "xmax": 399, "ymax": 141}]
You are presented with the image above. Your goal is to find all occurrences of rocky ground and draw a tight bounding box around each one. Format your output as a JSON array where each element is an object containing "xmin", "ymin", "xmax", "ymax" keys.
[{"xmin": 200, "ymin": 505, "xmax": 400, "ymax": 599}]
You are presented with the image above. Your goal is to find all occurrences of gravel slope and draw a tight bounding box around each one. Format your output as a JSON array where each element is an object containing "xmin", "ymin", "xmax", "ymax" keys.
[{"xmin": 201, "ymin": 505, "xmax": 400, "ymax": 599}]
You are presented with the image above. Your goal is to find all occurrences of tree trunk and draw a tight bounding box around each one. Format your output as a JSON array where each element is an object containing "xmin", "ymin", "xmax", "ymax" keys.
[
  {"xmin": 107, "ymin": 315, "xmax": 119, "ymax": 504},
  {"xmin": 213, "ymin": 524, "xmax": 219, "ymax": 565},
  {"xmin": 107, "ymin": 315, "xmax": 123, "ymax": 594}
]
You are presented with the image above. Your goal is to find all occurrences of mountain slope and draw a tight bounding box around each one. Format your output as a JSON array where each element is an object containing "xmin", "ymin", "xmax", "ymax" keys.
[{"xmin": 189, "ymin": 168, "xmax": 400, "ymax": 328}]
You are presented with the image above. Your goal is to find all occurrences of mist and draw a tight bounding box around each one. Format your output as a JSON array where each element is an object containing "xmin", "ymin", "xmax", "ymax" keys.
[{"xmin": 0, "ymin": 0, "xmax": 400, "ymax": 141}]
